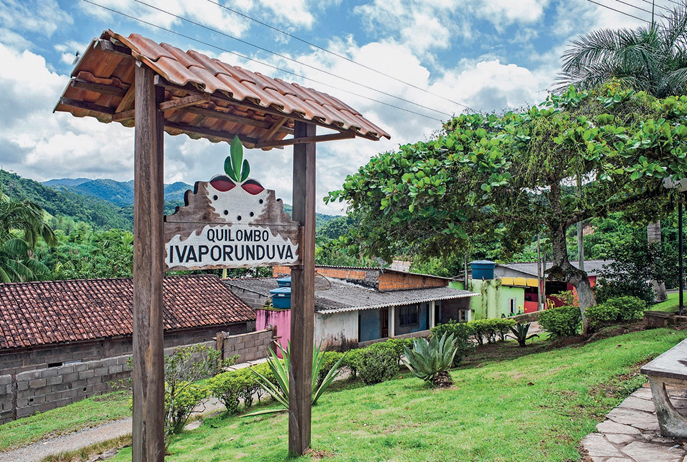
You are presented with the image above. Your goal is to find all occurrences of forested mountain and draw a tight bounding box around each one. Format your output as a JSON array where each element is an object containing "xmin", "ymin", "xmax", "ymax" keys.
[
  {"xmin": 1, "ymin": 170, "xmax": 133, "ymax": 230},
  {"xmin": 45, "ymin": 178, "xmax": 191, "ymax": 206}
]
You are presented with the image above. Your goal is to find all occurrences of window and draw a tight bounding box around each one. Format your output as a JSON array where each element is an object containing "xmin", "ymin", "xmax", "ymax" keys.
[{"xmin": 399, "ymin": 305, "xmax": 419, "ymax": 326}]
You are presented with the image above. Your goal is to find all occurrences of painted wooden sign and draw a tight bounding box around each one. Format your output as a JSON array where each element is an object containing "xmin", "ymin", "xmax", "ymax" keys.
[{"xmin": 164, "ymin": 138, "xmax": 300, "ymax": 271}]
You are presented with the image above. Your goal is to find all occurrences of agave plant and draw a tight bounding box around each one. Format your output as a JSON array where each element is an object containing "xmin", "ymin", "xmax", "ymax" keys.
[
  {"xmin": 508, "ymin": 322, "xmax": 539, "ymax": 348},
  {"xmin": 247, "ymin": 342, "xmax": 345, "ymax": 415},
  {"xmin": 402, "ymin": 333, "xmax": 457, "ymax": 388}
]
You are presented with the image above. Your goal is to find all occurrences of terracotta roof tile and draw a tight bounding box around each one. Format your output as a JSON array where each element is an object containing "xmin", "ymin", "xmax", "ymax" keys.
[
  {"xmin": 55, "ymin": 30, "xmax": 390, "ymax": 145},
  {"xmin": 0, "ymin": 275, "xmax": 254, "ymax": 350}
]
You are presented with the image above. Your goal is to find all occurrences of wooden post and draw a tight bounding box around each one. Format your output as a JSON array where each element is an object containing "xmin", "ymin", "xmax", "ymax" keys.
[
  {"xmin": 132, "ymin": 62, "xmax": 165, "ymax": 462},
  {"xmin": 289, "ymin": 121, "xmax": 316, "ymax": 456}
]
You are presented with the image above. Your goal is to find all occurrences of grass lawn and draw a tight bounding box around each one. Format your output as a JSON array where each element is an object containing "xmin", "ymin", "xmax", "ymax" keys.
[
  {"xmin": 109, "ymin": 328, "xmax": 685, "ymax": 462},
  {"xmin": 0, "ymin": 391, "xmax": 130, "ymax": 452},
  {"xmin": 651, "ymin": 292, "xmax": 681, "ymax": 312}
]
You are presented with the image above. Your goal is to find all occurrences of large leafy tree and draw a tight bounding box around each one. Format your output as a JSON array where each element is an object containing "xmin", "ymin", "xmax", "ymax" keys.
[
  {"xmin": 0, "ymin": 192, "xmax": 57, "ymax": 282},
  {"xmin": 328, "ymin": 85, "xmax": 687, "ymax": 332}
]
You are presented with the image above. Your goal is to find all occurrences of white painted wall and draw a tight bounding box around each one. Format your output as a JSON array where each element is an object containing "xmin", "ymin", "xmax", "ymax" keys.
[{"xmin": 314, "ymin": 311, "xmax": 359, "ymax": 350}]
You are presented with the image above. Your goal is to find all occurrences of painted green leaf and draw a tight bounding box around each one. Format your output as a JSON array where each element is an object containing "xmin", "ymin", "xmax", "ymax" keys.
[
  {"xmin": 240, "ymin": 159, "xmax": 250, "ymax": 182},
  {"xmin": 224, "ymin": 156, "xmax": 238, "ymax": 182},
  {"xmin": 230, "ymin": 136, "xmax": 244, "ymax": 181}
]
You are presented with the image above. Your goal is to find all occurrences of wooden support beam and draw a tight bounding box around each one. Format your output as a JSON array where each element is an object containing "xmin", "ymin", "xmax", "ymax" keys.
[
  {"xmin": 58, "ymin": 97, "xmax": 115, "ymax": 115},
  {"xmin": 113, "ymin": 109, "xmax": 136, "ymax": 123},
  {"xmin": 132, "ymin": 62, "xmax": 165, "ymax": 462},
  {"xmin": 259, "ymin": 117, "xmax": 289, "ymax": 142},
  {"xmin": 159, "ymin": 94, "xmax": 207, "ymax": 112},
  {"xmin": 289, "ymin": 121, "xmax": 316, "ymax": 456},
  {"xmin": 70, "ymin": 78, "xmax": 129, "ymax": 97},
  {"xmin": 96, "ymin": 39, "xmax": 135, "ymax": 59},
  {"xmin": 116, "ymin": 85, "xmax": 136, "ymax": 113},
  {"xmin": 164, "ymin": 121, "xmax": 260, "ymax": 147},
  {"xmin": 254, "ymin": 131, "xmax": 355, "ymax": 149},
  {"xmin": 181, "ymin": 106, "xmax": 293, "ymax": 135}
]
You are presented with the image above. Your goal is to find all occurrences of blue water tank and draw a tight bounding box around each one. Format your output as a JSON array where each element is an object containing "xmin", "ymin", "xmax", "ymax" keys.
[
  {"xmin": 270, "ymin": 287, "xmax": 291, "ymax": 309},
  {"xmin": 276, "ymin": 276, "xmax": 291, "ymax": 288},
  {"xmin": 470, "ymin": 260, "xmax": 496, "ymax": 280}
]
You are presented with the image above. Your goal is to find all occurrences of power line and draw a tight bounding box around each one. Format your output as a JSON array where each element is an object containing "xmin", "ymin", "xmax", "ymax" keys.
[
  {"xmin": 607, "ymin": 0, "xmax": 670, "ymax": 19},
  {"xmin": 127, "ymin": 0, "xmax": 456, "ymax": 118},
  {"xmin": 586, "ymin": 0, "xmax": 652, "ymax": 21},
  {"xmin": 203, "ymin": 0, "xmax": 473, "ymax": 111},
  {"xmin": 81, "ymin": 0, "xmax": 445, "ymax": 122},
  {"xmin": 634, "ymin": 0, "xmax": 673, "ymax": 13}
]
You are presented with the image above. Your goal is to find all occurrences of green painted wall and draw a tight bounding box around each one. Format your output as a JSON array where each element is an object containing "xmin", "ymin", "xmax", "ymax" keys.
[{"xmin": 451, "ymin": 280, "xmax": 525, "ymax": 320}]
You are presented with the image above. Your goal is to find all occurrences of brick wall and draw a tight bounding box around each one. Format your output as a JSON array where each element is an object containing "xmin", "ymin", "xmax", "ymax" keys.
[
  {"xmin": 378, "ymin": 272, "xmax": 447, "ymax": 291},
  {"xmin": 0, "ymin": 328, "xmax": 265, "ymax": 424},
  {"xmin": 218, "ymin": 328, "xmax": 276, "ymax": 363}
]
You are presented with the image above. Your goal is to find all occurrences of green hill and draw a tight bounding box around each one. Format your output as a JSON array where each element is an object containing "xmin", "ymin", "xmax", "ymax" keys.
[
  {"xmin": 45, "ymin": 178, "xmax": 191, "ymax": 206},
  {"xmin": 1, "ymin": 170, "xmax": 133, "ymax": 231}
]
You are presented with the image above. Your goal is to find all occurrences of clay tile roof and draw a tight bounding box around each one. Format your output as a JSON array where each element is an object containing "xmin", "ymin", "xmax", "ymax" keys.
[
  {"xmin": 54, "ymin": 30, "xmax": 390, "ymax": 149},
  {"xmin": 0, "ymin": 275, "xmax": 255, "ymax": 350}
]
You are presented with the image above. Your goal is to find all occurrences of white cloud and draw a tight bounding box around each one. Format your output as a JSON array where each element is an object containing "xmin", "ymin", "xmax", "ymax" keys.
[{"xmin": 0, "ymin": 0, "xmax": 72, "ymax": 38}]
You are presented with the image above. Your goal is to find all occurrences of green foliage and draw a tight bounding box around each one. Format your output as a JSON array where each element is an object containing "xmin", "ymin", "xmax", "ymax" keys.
[
  {"xmin": 468, "ymin": 319, "xmax": 516, "ymax": 345},
  {"xmin": 584, "ymin": 296, "xmax": 647, "ymax": 332},
  {"xmin": 0, "ymin": 191, "xmax": 56, "ymax": 282},
  {"xmin": 356, "ymin": 343, "xmax": 399, "ymax": 385},
  {"xmin": 430, "ymin": 320, "xmax": 474, "ymax": 365},
  {"xmin": 224, "ymin": 136, "xmax": 250, "ymax": 183},
  {"xmin": 596, "ymin": 240, "xmax": 677, "ymax": 304},
  {"xmin": 327, "ymin": 84, "xmax": 687, "ymax": 320},
  {"xmin": 402, "ymin": 333, "xmax": 457, "ymax": 386},
  {"xmin": 248, "ymin": 343, "xmax": 345, "ymax": 415},
  {"xmin": 163, "ymin": 344, "xmax": 233, "ymax": 444},
  {"xmin": 508, "ymin": 322, "xmax": 539, "ymax": 347},
  {"xmin": 317, "ymin": 351, "xmax": 344, "ymax": 386},
  {"xmin": 383, "ymin": 338, "xmax": 415, "ymax": 365},
  {"xmin": 539, "ymin": 306, "xmax": 582, "ymax": 339},
  {"xmin": 585, "ymin": 303, "xmax": 620, "ymax": 332},
  {"xmin": 207, "ymin": 368, "xmax": 263, "ymax": 415}
]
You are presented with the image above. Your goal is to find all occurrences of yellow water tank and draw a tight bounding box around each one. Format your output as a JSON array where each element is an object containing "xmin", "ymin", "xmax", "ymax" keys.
[
  {"xmin": 502, "ymin": 277, "xmax": 514, "ymax": 286},
  {"xmin": 514, "ymin": 277, "xmax": 527, "ymax": 286},
  {"xmin": 526, "ymin": 278, "xmax": 539, "ymax": 287}
]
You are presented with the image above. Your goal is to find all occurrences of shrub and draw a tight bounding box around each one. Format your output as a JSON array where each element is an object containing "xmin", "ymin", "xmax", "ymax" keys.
[
  {"xmin": 431, "ymin": 320, "xmax": 473, "ymax": 365},
  {"xmin": 208, "ymin": 368, "xmax": 261, "ymax": 415},
  {"xmin": 165, "ymin": 382, "xmax": 208, "ymax": 435},
  {"xmin": 343, "ymin": 348, "xmax": 363, "ymax": 378},
  {"xmin": 585, "ymin": 296, "xmax": 647, "ymax": 332},
  {"xmin": 539, "ymin": 306, "xmax": 582, "ymax": 338},
  {"xmin": 468, "ymin": 319, "xmax": 516, "ymax": 345},
  {"xmin": 606, "ymin": 296, "xmax": 647, "ymax": 322},
  {"xmin": 357, "ymin": 343, "xmax": 399, "ymax": 385},
  {"xmin": 318, "ymin": 351, "xmax": 344, "ymax": 386},
  {"xmin": 585, "ymin": 303, "xmax": 620, "ymax": 332},
  {"xmin": 384, "ymin": 338, "xmax": 415, "ymax": 365},
  {"xmin": 403, "ymin": 333, "xmax": 457, "ymax": 387}
]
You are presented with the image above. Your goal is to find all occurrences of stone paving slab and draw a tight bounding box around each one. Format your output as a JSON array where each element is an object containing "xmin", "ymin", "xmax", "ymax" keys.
[{"xmin": 581, "ymin": 384, "xmax": 687, "ymax": 462}]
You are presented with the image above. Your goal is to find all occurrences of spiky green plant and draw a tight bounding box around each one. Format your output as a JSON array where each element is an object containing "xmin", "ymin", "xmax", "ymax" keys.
[
  {"xmin": 402, "ymin": 333, "xmax": 457, "ymax": 387},
  {"xmin": 224, "ymin": 136, "xmax": 250, "ymax": 183},
  {"xmin": 508, "ymin": 322, "xmax": 539, "ymax": 347},
  {"xmin": 246, "ymin": 342, "xmax": 345, "ymax": 415}
]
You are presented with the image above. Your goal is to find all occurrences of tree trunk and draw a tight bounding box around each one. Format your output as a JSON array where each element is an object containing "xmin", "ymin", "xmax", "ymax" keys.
[
  {"xmin": 647, "ymin": 222, "xmax": 667, "ymax": 302},
  {"xmin": 547, "ymin": 221, "xmax": 596, "ymax": 334}
]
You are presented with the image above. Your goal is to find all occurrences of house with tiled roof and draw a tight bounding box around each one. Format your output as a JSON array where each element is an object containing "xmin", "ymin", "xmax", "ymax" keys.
[
  {"xmin": 0, "ymin": 274, "xmax": 255, "ymax": 376},
  {"xmin": 224, "ymin": 266, "xmax": 478, "ymax": 351}
]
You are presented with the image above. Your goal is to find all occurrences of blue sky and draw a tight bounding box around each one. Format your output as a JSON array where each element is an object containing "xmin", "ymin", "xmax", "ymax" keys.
[{"xmin": 0, "ymin": 0, "xmax": 674, "ymax": 213}]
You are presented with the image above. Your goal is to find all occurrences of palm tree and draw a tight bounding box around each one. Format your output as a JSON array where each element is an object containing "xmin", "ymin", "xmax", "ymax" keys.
[
  {"xmin": 0, "ymin": 192, "xmax": 57, "ymax": 282},
  {"xmin": 558, "ymin": 6, "xmax": 687, "ymax": 96},
  {"xmin": 558, "ymin": 6, "xmax": 687, "ymax": 302}
]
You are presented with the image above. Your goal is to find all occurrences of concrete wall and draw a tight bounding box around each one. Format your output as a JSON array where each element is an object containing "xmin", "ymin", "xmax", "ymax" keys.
[
  {"xmin": 219, "ymin": 328, "xmax": 276, "ymax": 363},
  {"xmin": 314, "ymin": 311, "xmax": 358, "ymax": 351},
  {"xmin": 0, "ymin": 324, "xmax": 248, "ymax": 377},
  {"xmin": 463, "ymin": 279, "xmax": 525, "ymax": 320},
  {"xmin": 0, "ymin": 327, "xmax": 260, "ymax": 424},
  {"xmin": 226, "ymin": 284, "xmax": 269, "ymax": 309}
]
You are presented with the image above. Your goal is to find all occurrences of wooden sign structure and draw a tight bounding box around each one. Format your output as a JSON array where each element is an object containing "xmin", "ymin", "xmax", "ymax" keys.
[{"xmin": 164, "ymin": 142, "xmax": 300, "ymax": 271}]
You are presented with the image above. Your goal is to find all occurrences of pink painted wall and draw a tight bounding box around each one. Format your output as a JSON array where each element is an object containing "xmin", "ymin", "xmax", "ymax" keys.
[{"xmin": 256, "ymin": 309, "xmax": 291, "ymax": 358}]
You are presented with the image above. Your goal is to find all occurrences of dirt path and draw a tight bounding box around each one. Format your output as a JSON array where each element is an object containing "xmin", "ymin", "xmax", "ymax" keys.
[{"xmin": 0, "ymin": 418, "xmax": 131, "ymax": 462}]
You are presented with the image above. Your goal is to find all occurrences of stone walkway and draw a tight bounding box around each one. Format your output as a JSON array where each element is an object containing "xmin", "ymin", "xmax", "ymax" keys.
[{"xmin": 581, "ymin": 383, "xmax": 687, "ymax": 461}]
